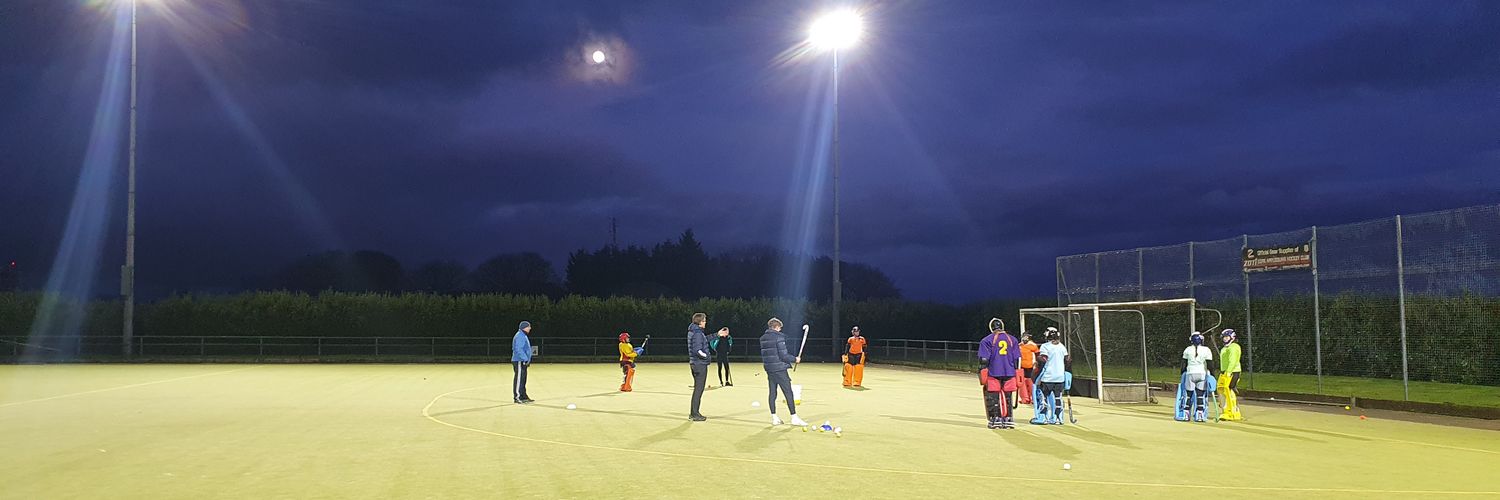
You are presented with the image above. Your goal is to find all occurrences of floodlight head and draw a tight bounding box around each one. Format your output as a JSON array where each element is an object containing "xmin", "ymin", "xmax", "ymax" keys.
[
  {"xmin": 809, "ymin": 9, "xmax": 863, "ymax": 51},
  {"xmin": 591, "ymin": 50, "xmax": 606, "ymax": 64}
]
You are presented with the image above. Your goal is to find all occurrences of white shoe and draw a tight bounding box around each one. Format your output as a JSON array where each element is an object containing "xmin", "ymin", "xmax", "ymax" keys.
[
  {"xmin": 790, "ymin": 415, "xmax": 808, "ymax": 427},
  {"xmin": 771, "ymin": 415, "xmax": 784, "ymax": 426}
]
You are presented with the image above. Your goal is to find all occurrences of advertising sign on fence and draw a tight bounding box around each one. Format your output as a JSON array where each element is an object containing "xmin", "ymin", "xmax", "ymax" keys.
[{"xmin": 1243, "ymin": 243, "xmax": 1313, "ymax": 273}]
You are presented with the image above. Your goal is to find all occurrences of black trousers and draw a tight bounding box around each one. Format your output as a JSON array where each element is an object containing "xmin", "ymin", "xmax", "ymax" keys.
[
  {"xmin": 690, "ymin": 364, "xmax": 708, "ymax": 416},
  {"xmin": 716, "ymin": 356, "xmax": 732, "ymax": 385},
  {"xmin": 512, "ymin": 362, "xmax": 530, "ymax": 402},
  {"xmin": 767, "ymin": 369, "xmax": 795, "ymax": 415}
]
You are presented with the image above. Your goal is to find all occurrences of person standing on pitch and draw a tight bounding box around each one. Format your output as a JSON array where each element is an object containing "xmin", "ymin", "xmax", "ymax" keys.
[
  {"xmin": 978, "ymin": 323, "xmax": 1021, "ymax": 429},
  {"xmin": 760, "ymin": 318, "xmax": 807, "ymax": 427},
  {"xmin": 1018, "ymin": 330, "xmax": 1044, "ymax": 404},
  {"xmin": 687, "ymin": 313, "xmax": 722, "ymax": 421},
  {"xmin": 1033, "ymin": 329, "xmax": 1070, "ymax": 425},
  {"xmin": 618, "ymin": 332, "xmax": 643, "ymax": 392},
  {"xmin": 1181, "ymin": 332, "xmax": 1218, "ymax": 422},
  {"xmin": 711, "ymin": 327, "xmax": 733, "ymax": 387},
  {"xmin": 843, "ymin": 326, "xmax": 868, "ymax": 388},
  {"xmin": 1218, "ymin": 329, "xmax": 1244, "ymax": 421},
  {"xmin": 512, "ymin": 321, "xmax": 534, "ymax": 404}
]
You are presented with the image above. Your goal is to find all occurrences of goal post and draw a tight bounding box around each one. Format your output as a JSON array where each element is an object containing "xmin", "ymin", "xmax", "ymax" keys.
[{"xmin": 1020, "ymin": 298, "xmax": 1198, "ymax": 403}]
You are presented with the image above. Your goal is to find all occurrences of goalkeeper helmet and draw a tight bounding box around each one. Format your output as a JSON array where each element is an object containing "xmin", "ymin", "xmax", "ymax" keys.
[
  {"xmin": 1221, "ymin": 329, "xmax": 1237, "ymax": 343},
  {"xmin": 1045, "ymin": 327, "xmax": 1061, "ymax": 342},
  {"xmin": 1190, "ymin": 331, "xmax": 1204, "ymax": 346},
  {"xmin": 619, "ymin": 332, "xmax": 630, "ymax": 343}
]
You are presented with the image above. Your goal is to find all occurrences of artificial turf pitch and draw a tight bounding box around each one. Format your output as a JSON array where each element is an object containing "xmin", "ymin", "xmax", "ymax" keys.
[{"xmin": 1, "ymin": 363, "xmax": 1497, "ymax": 499}]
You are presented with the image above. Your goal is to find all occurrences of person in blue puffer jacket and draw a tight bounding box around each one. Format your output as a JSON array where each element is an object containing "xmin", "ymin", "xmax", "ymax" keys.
[
  {"xmin": 687, "ymin": 313, "xmax": 724, "ymax": 422},
  {"xmin": 760, "ymin": 318, "xmax": 807, "ymax": 427}
]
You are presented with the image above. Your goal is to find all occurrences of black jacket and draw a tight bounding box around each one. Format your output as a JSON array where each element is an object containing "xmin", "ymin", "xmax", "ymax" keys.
[
  {"xmin": 687, "ymin": 324, "xmax": 712, "ymax": 366},
  {"xmin": 759, "ymin": 329, "xmax": 796, "ymax": 372}
]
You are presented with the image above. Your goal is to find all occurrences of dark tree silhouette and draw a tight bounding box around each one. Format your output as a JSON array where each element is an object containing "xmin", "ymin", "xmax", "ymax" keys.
[
  {"xmin": 468, "ymin": 252, "xmax": 563, "ymax": 297},
  {"xmin": 271, "ymin": 250, "xmax": 404, "ymax": 293},
  {"xmin": 407, "ymin": 260, "xmax": 467, "ymax": 294}
]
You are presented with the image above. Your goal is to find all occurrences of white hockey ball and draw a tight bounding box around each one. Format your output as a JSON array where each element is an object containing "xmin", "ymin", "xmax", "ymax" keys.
[
  {"xmin": 751, "ymin": 401, "xmax": 761, "ymax": 407},
  {"xmin": 1063, "ymin": 463, "xmax": 1071, "ymax": 471},
  {"xmin": 566, "ymin": 404, "xmax": 577, "ymax": 410}
]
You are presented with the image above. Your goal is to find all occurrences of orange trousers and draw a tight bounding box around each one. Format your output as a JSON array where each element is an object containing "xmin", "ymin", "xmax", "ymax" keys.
[
  {"xmin": 843, "ymin": 353, "xmax": 865, "ymax": 386},
  {"xmin": 620, "ymin": 363, "xmax": 635, "ymax": 392}
]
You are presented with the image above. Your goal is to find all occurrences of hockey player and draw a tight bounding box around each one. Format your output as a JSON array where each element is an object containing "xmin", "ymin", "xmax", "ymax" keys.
[
  {"xmin": 1218, "ymin": 329, "xmax": 1244, "ymax": 421},
  {"xmin": 978, "ymin": 321, "xmax": 1021, "ymax": 429},
  {"xmin": 618, "ymin": 332, "xmax": 643, "ymax": 392},
  {"xmin": 1032, "ymin": 329, "xmax": 1070, "ymax": 425},
  {"xmin": 843, "ymin": 326, "xmax": 868, "ymax": 388},
  {"xmin": 1180, "ymin": 332, "xmax": 1219, "ymax": 422},
  {"xmin": 1018, "ymin": 329, "xmax": 1045, "ymax": 404}
]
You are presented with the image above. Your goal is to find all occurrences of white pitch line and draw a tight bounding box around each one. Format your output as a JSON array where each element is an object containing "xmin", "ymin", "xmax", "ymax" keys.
[{"xmin": 0, "ymin": 365, "xmax": 262, "ymax": 409}]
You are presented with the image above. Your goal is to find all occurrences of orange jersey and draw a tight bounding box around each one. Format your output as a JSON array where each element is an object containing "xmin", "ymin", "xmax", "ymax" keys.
[
  {"xmin": 847, "ymin": 336, "xmax": 867, "ymax": 355},
  {"xmin": 1020, "ymin": 342, "xmax": 1040, "ymax": 369}
]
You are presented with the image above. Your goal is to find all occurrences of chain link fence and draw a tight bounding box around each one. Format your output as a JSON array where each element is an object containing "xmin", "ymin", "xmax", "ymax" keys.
[{"xmin": 1056, "ymin": 204, "xmax": 1500, "ymax": 406}]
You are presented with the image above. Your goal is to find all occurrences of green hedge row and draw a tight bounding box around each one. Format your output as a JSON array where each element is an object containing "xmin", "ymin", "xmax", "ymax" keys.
[{"xmin": 0, "ymin": 292, "xmax": 1045, "ymax": 344}]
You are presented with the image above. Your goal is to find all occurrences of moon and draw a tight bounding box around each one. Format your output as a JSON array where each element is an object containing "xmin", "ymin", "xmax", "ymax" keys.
[{"xmin": 591, "ymin": 50, "xmax": 606, "ymax": 64}]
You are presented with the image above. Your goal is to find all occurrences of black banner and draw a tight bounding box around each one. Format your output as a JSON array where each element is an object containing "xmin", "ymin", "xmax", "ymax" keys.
[{"xmin": 1243, "ymin": 243, "xmax": 1312, "ymax": 273}]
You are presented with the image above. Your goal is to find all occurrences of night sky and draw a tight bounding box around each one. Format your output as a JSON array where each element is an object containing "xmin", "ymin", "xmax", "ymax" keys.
[{"xmin": 2, "ymin": 1, "xmax": 1497, "ymax": 303}]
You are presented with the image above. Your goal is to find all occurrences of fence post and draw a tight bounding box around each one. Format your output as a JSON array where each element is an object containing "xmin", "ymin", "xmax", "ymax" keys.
[
  {"xmin": 1242, "ymin": 234, "xmax": 1253, "ymax": 389},
  {"xmin": 317, "ymin": 337, "xmax": 323, "ymax": 357},
  {"xmin": 431, "ymin": 338, "xmax": 436, "ymax": 357},
  {"xmin": 1094, "ymin": 253, "xmax": 1101, "ymax": 302},
  {"xmin": 258, "ymin": 337, "xmax": 264, "ymax": 358},
  {"xmin": 1056, "ymin": 258, "xmax": 1064, "ymax": 307},
  {"xmin": 1188, "ymin": 241, "xmax": 1196, "ymax": 301},
  {"xmin": 1395, "ymin": 215, "xmax": 1410, "ymax": 401},
  {"xmin": 375, "ymin": 337, "xmax": 380, "ymax": 356},
  {"xmin": 1311, "ymin": 225, "xmax": 1323, "ymax": 394},
  {"xmin": 1137, "ymin": 248, "xmax": 1144, "ymax": 301},
  {"xmin": 200, "ymin": 337, "xmax": 206, "ymax": 356}
]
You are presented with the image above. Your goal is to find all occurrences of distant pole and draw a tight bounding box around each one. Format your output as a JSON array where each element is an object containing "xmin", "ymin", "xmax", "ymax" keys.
[
  {"xmin": 1311, "ymin": 226, "xmax": 1323, "ymax": 394},
  {"xmin": 831, "ymin": 48, "xmax": 843, "ymax": 359},
  {"xmin": 123, "ymin": 0, "xmax": 139, "ymax": 359},
  {"xmin": 1395, "ymin": 216, "xmax": 1409, "ymax": 401},
  {"xmin": 610, "ymin": 217, "xmax": 618, "ymax": 248}
]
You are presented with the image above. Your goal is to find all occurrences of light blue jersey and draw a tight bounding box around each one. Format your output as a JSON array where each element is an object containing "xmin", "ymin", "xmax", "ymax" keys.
[{"xmin": 1038, "ymin": 342, "xmax": 1068, "ymax": 383}]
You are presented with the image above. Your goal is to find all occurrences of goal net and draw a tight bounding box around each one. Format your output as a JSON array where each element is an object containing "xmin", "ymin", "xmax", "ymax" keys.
[{"xmin": 1020, "ymin": 298, "xmax": 1202, "ymax": 404}]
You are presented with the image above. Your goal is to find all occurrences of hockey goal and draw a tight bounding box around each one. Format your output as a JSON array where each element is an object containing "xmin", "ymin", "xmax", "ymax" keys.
[{"xmin": 1020, "ymin": 298, "xmax": 1204, "ymax": 404}]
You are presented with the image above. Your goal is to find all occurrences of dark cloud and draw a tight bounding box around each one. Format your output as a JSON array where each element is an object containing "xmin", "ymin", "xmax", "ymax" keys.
[{"xmin": 3, "ymin": 0, "xmax": 1498, "ymax": 303}]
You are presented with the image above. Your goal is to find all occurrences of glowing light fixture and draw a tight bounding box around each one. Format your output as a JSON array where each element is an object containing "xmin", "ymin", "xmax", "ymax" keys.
[{"xmin": 808, "ymin": 9, "xmax": 863, "ymax": 51}]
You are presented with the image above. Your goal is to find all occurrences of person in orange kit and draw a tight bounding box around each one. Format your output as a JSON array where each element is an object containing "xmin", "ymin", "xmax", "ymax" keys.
[
  {"xmin": 843, "ymin": 326, "xmax": 868, "ymax": 387},
  {"xmin": 1017, "ymin": 329, "xmax": 1046, "ymax": 404},
  {"xmin": 618, "ymin": 332, "xmax": 643, "ymax": 392}
]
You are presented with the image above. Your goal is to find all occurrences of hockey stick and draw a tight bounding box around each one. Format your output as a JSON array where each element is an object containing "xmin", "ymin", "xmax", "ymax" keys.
[
  {"xmin": 793, "ymin": 324, "xmax": 810, "ymax": 371},
  {"xmin": 1065, "ymin": 372, "xmax": 1077, "ymax": 424},
  {"xmin": 638, "ymin": 335, "xmax": 651, "ymax": 350}
]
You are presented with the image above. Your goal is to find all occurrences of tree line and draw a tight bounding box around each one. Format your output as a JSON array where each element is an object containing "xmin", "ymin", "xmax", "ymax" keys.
[{"xmin": 263, "ymin": 230, "xmax": 900, "ymax": 301}]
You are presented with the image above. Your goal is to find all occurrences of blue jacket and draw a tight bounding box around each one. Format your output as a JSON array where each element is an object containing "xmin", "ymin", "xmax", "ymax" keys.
[
  {"xmin": 512, "ymin": 330, "xmax": 532, "ymax": 363},
  {"xmin": 759, "ymin": 329, "xmax": 796, "ymax": 373},
  {"xmin": 687, "ymin": 324, "xmax": 712, "ymax": 366}
]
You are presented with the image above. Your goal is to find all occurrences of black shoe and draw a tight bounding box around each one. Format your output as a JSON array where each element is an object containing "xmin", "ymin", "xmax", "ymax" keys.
[
  {"xmin": 514, "ymin": 399, "xmax": 526, "ymax": 404},
  {"xmin": 726, "ymin": 382, "xmax": 734, "ymax": 387},
  {"xmin": 690, "ymin": 414, "xmax": 708, "ymax": 422},
  {"xmin": 521, "ymin": 398, "xmax": 535, "ymax": 403}
]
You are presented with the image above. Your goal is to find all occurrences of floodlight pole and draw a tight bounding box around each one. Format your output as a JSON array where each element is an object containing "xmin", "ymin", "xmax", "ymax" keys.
[
  {"xmin": 830, "ymin": 48, "xmax": 843, "ymax": 359},
  {"xmin": 123, "ymin": 0, "xmax": 139, "ymax": 359}
]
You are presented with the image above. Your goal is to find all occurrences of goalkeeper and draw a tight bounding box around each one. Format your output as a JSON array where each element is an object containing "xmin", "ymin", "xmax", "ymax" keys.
[
  {"xmin": 1031, "ymin": 329, "xmax": 1070, "ymax": 425},
  {"xmin": 1218, "ymin": 329, "xmax": 1244, "ymax": 421},
  {"xmin": 618, "ymin": 332, "xmax": 644, "ymax": 392},
  {"xmin": 1179, "ymin": 332, "xmax": 1219, "ymax": 422}
]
